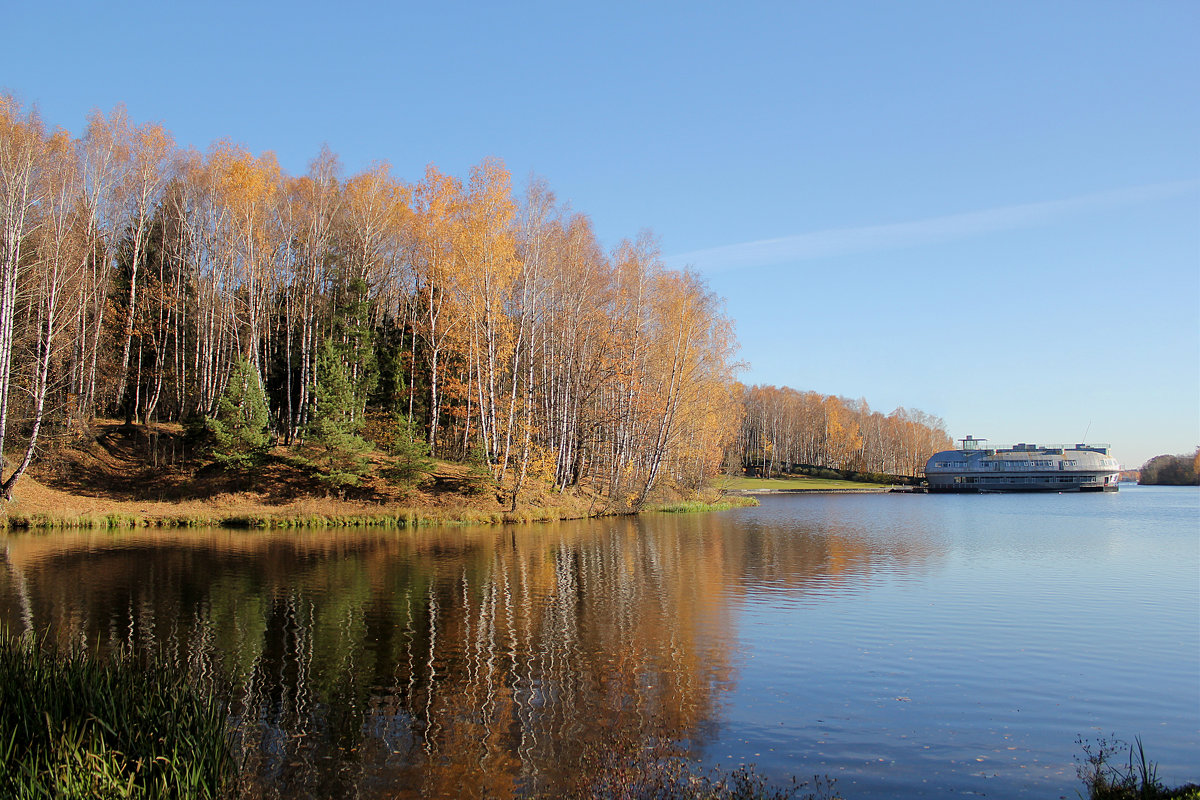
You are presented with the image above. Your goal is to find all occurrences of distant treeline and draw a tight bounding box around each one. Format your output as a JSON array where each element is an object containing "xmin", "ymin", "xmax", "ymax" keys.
[
  {"xmin": 1138, "ymin": 449, "xmax": 1200, "ymax": 486},
  {"xmin": 727, "ymin": 384, "xmax": 952, "ymax": 479}
]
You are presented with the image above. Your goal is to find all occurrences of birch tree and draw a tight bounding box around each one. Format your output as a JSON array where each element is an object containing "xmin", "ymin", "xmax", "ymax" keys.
[
  {"xmin": 113, "ymin": 121, "xmax": 174, "ymax": 421},
  {"xmin": 0, "ymin": 96, "xmax": 45, "ymax": 479},
  {"xmin": 1, "ymin": 128, "xmax": 86, "ymax": 497}
]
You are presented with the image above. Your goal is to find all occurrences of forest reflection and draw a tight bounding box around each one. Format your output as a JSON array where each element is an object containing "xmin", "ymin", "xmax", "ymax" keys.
[{"xmin": 0, "ymin": 513, "xmax": 937, "ymax": 799}]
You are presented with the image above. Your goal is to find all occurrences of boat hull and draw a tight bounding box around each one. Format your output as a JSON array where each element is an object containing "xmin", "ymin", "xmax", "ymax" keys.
[{"xmin": 927, "ymin": 483, "xmax": 1119, "ymax": 493}]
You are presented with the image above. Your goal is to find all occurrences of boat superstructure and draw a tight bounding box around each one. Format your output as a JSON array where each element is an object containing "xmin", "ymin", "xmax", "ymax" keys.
[{"xmin": 925, "ymin": 436, "xmax": 1120, "ymax": 493}]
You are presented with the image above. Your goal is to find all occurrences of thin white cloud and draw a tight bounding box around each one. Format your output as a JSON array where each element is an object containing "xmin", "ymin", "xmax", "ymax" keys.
[{"xmin": 666, "ymin": 180, "xmax": 1199, "ymax": 273}]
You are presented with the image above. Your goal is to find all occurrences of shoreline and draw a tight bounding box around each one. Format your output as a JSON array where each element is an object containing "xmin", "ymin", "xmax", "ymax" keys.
[
  {"xmin": 1, "ymin": 478, "xmax": 760, "ymax": 531},
  {"xmin": 723, "ymin": 487, "xmax": 891, "ymax": 495}
]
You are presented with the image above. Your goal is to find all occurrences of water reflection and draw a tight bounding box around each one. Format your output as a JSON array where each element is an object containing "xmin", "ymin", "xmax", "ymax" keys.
[{"xmin": 0, "ymin": 513, "xmax": 932, "ymax": 799}]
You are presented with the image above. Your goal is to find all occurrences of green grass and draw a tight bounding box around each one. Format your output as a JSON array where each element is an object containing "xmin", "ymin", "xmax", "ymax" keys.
[
  {"xmin": 650, "ymin": 496, "xmax": 760, "ymax": 513},
  {"xmin": 713, "ymin": 475, "xmax": 890, "ymax": 491},
  {"xmin": 0, "ymin": 628, "xmax": 235, "ymax": 799}
]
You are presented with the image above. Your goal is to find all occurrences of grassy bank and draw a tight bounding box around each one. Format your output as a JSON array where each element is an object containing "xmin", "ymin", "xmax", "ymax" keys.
[
  {"xmin": 3, "ymin": 421, "xmax": 610, "ymax": 530},
  {"xmin": 714, "ymin": 475, "xmax": 890, "ymax": 492},
  {"xmin": 1, "ymin": 481, "xmax": 601, "ymax": 529},
  {"xmin": 2, "ymin": 422, "xmax": 762, "ymax": 530},
  {"xmin": 1, "ymin": 476, "xmax": 761, "ymax": 530},
  {"xmin": 0, "ymin": 629, "xmax": 234, "ymax": 799},
  {"xmin": 4, "ymin": 494, "xmax": 758, "ymax": 530}
]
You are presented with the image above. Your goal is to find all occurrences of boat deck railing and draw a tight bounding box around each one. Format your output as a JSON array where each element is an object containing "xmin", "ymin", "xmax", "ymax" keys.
[{"xmin": 962, "ymin": 443, "xmax": 1111, "ymax": 454}]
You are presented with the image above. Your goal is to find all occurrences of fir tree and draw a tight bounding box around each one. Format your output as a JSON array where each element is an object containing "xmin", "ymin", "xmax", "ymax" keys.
[
  {"xmin": 207, "ymin": 358, "xmax": 271, "ymax": 469},
  {"xmin": 381, "ymin": 413, "xmax": 432, "ymax": 488},
  {"xmin": 332, "ymin": 275, "xmax": 378, "ymax": 414},
  {"xmin": 301, "ymin": 338, "xmax": 372, "ymax": 492}
]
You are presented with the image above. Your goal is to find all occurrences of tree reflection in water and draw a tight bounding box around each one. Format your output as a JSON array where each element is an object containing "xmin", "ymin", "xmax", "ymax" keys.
[{"xmin": 0, "ymin": 513, "xmax": 909, "ymax": 799}]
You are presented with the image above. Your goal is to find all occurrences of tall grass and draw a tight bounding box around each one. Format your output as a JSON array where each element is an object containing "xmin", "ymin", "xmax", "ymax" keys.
[
  {"xmin": 0, "ymin": 628, "xmax": 235, "ymax": 799},
  {"xmin": 1077, "ymin": 736, "xmax": 1200, "ymax": 800},
  {"xmin": 652, "ymin": 496, "xmax": 760, "ymax": 513}
]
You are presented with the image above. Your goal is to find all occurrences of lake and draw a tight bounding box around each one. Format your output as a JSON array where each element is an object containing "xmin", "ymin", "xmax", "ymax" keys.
[{"xmin": 2, "ymin": 485, "xmax": 1196, "ymax": 798}]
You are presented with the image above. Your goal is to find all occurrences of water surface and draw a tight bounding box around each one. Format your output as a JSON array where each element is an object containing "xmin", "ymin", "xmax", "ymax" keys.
[{"xmin": 2, "ymin": 485, "xmax": 1195, "ymax": 798}]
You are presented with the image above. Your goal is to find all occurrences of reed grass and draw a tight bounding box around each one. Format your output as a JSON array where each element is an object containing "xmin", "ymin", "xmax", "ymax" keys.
[
  {"xmin": 1077, "ymin": 736, "xmax": 1200, "ymax": 800},
  {"xmin": 652, "ymin": 496, "xmax": 760, "ymax": 513},
  {"xmin": 0, "ymin": 628, "xmax": 235, "ymax": 799}
]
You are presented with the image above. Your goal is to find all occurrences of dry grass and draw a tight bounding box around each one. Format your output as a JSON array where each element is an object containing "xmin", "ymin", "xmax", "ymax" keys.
[
  {"xmin": 3, "ymin": 421, "xmax": 746, "ymax": 530},
  {"xmin": 2, "ymin": 474, "xmax": 608, "ymax": 529},
  {"xmin": 713, "ymin": 475, "xmax": 890, "ymax": 492}
]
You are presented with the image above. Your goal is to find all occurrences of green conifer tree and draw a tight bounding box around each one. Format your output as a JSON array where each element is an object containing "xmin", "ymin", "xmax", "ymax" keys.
[
  {"xmin": 381, "ymin": 412, "xmax": 432, "ymax": 488},
  {"xmin": 301, "ymin": 338, "xmax": 373, "ymax": 492},
  {"xmin": 206, "ymin": 358, "xmax": 271, "ymax": 469}
]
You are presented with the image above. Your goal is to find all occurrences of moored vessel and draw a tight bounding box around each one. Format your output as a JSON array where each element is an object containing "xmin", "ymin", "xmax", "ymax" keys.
[{"xmin": 925, "ymin": 436, "xmax": 1120, "ymax": 492}]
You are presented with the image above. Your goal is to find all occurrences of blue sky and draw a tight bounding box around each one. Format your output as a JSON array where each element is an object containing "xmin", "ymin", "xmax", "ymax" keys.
[{"xmin": 3, "ymin": 1, "xmax": 1196, "ymax": 466}]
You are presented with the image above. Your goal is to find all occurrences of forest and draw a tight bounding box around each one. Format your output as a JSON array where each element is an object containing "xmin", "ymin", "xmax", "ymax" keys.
[
  {"xmin": 0, "ymin": 96, "xmax": 950, "ymax": 510},
  {"xmin": 1137, "ymin": 450, "xmax": 1200, "ymax": 486},
  {"xmin": 730, "ymin": 384, "xmax": 951, "ymax": 480}
]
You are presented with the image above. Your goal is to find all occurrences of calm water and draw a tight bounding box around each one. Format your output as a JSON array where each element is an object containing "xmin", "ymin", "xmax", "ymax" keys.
[{"xmin": 1, "ymin": 485, "xmax": 1196, "ymax": 798}]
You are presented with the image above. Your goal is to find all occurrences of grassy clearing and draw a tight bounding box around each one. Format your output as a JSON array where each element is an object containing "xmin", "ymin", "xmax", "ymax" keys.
[
  {"xmin": 713, "ymin": 475, "xmax": 889, "ymax": 492},
  {"xmin": 0, "ymin": 628, "xmax": 234, "ymax": 799}
]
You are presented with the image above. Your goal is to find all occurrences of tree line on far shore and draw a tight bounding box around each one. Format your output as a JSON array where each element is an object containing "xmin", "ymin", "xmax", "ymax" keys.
[
  {"xmin": 1138, "ymin": 449, "xmax": 1200, "ymax": 486},
  {"xmin": 0, "ymin": 96, "xmax": 950, "ymax": 505},
  {"xmin": 727, "ymin": 384, "xmax": 952, "ymax": 480}
]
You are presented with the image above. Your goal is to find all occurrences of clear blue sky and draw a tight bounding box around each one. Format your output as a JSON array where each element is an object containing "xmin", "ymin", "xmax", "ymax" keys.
[{"xmin": 4, "ymin": 1, "xmax": 1196, "ymax": 467}]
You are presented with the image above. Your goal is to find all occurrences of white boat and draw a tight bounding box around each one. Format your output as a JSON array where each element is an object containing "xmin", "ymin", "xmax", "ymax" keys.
[{"xmin": 924, "ymin": 436, "xmax": 1120, "ymax": 493}]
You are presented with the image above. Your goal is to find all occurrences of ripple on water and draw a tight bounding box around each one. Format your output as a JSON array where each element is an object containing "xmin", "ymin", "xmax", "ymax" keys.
[{"xmin": 0, "ymin": 489, "xmax": 1195, "ymax": 799}]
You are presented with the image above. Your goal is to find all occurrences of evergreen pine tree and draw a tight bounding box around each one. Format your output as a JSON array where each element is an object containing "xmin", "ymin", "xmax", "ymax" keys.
[
  {"xmin": 333, "ymin": 275, "xmax": 378, "ymax": 413},
  {"xmin": 381, "ymin": 412, "xmax": 432, "ymax": 487},
  {"xmin": 301, "ymin": 338, "xmax": 373, "ymax": 491},
  {"xmin": 206, "ymin": 357, "xmax": 271, "ymax": 469}
]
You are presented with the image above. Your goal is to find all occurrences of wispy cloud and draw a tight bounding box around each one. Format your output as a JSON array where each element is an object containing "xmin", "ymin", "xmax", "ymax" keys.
[{"xmin": 666, "ymin": 180, "xmax": 1199, "ymax": 273}]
